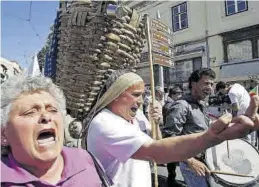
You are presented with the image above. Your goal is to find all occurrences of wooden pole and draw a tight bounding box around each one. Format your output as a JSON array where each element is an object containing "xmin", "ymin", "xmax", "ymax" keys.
[
  {"xmin": 226, "ymin": 140, "xmax": 230, "ymax": 158},
  {"xmin": 185, "ymin": 168, "xmax": 254, "ymax": 178},
  {"xmin": 210, "ymin": 170, "xmax": 254, "ymax": 178},
  {"xmin": 145, "ymin": 14, "xmax": 159, "ymax": 187},
  {"xmin": 225, "ymin": 110, "xmax": 230, "ymax": 158}
]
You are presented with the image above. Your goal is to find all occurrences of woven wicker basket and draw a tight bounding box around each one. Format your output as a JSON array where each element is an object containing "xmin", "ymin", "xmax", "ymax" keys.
[{"xmin": 55, "ymin": 1, "xmax": 146, "ymax": 147}]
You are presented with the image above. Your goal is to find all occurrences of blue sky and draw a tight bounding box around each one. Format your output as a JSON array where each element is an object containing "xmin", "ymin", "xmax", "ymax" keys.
[{"xmin": 1, "ymin": 1, "xmax": 59, "ymax": 68}]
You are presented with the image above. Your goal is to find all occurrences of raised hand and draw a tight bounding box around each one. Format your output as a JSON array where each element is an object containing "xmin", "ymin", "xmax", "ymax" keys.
[
  {"xmin": 245, "ymin": 95, "xmax": 259, "ymax": 130},
  {"xmin": 149, "ymin": 101, "xmax": 163, "ymax": 124},
  {"xmin": 208, "ymin": 113, "xmax": 254, "ymax": 141}
]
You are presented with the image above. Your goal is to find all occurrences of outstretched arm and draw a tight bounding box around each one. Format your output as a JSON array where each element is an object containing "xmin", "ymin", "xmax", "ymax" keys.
[
  {"xmin": 132, "ymin": 111, "xmax": 256, "ymax": 164},
  {"xmin": 132, "ymin": 114, "xmax": 232, "ymax": 163},
  {"xmin": 139, "ymin": 96, "xmax": 259, "ymax": 164}
]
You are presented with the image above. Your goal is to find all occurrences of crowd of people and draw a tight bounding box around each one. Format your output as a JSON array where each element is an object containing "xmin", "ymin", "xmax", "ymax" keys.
[
  {"xmin": 144, "ymin": 68, "xmax": 259, "ymax": 187},
  {"xmin": 1, "ymin": 68, "xmax": 259, "ymax": 187}
]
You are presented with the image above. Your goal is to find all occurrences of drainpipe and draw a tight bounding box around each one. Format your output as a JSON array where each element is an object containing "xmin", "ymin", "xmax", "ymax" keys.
[
  {"xmin": 205, "ymin": 1, "xmax": 210, "ymax": 68},
  {"xmin": 206, "ymin": 30, "xmax": 210, "ymax": 68}
]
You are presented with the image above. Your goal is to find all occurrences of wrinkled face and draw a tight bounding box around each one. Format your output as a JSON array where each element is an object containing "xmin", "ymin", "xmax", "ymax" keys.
[
  {"xmin": 109, "ymin": 81, "xmax": 145, "ymax": 121},
  {"xmin": 1, "ymin": 91, "xmax": 64, "ymax": 165},
  {"xmin": 192, "ymin": 75, "xmax": 214, "ymax": 100}
]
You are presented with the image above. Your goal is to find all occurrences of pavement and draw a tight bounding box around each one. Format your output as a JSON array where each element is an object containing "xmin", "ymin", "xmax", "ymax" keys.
[{"xmin": 157, "ymin": 165, "xmax": 259, "ymax": 187}]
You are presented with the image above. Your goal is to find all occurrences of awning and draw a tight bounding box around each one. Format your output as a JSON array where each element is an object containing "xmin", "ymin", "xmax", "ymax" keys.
[{"xmin": 218, "ymin": 59, "xmax": 259, "ymax": 81}]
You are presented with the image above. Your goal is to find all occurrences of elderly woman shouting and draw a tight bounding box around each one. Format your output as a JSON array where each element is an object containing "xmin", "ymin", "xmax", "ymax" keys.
[
  {"xmin": 86, "ymin": 69, "xmax": 259, "ymax": 187},
  {"xmin": 1, "ymin": 75, "xmax": 111, "ymax": 187}
]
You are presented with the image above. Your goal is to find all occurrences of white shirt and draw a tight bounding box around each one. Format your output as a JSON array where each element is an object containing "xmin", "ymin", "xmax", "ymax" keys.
[
  {"xmin": 87, "ymin": 109, "xmax": 153, "ymax": 187},
  {"xmin": 228, "ymin": 83, "xmax": 250, "ymax": 116}
]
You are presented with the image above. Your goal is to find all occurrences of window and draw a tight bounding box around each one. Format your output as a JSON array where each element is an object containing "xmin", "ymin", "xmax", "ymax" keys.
[
  {"xmin": 225, "ymin": 0, "xmax": 248, "ymax": 16},
  {"xmin": 1, "ymin": 64, "xmax": 7, "ymax": 72},
  {"xmin": 172, "ymin": 2, "xmax": 188, "ymax": 32},
  {"xmin": 227, "ymin": 40, "xmax": 252, "ymax": 61},
  {"xmin": 193, "ymin": 57, "xmax": 202, "ymax": 71},
  {"xmin": 222, "ymin": 25, "xmax": 259, "ymax": 62},
  {"xmin": 175, "ymin": 60, "xmax": 192, "ymax": 82},
  {"xmin": 13, "ymin": 68, "xmax": 19, "ymax": 75}
]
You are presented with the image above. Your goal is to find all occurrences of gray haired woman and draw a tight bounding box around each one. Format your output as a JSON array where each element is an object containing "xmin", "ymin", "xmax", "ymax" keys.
[{"xmin": 1, "ymin": 75, "xmax": 111, "ymax": 187}]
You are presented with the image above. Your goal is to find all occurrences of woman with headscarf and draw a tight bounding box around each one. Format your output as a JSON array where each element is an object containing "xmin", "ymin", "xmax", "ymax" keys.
[
  {"xmin": 86, "ymin": 69, "xmax": 259, "ymax": 187},
  {"xmin": 1, "ymin": 75, "xmax": 112, "ymax": 187}
]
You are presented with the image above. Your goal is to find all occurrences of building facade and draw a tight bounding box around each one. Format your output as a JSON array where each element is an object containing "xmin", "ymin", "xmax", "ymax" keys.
[
  {"xmin": 125, "ymin": 1, "xmax": 259, "ymax": 91},
  {"xmin": 0, "ymin": 57, "xmax": 23, "ymax": 83},
  {"xmin": 44, "ymin": 6, "xmax": 61, "ymax": 80},
  {"xmin": 206, "ymin": 1, "xmax": 259, "ymax": 89}
]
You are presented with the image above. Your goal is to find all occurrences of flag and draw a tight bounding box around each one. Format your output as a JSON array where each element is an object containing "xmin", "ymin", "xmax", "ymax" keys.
[
  {"xmin": 249, "ymin": 85, "xmax": 258, "ymax": 96},
  {"xmin": 25, "ymin": 52, "xmax": 41, "ymax": 77}
]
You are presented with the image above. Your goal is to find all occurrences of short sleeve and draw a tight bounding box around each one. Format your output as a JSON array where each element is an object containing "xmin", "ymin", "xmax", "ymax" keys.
[
  {"xmin": 89, "ymin": 111, "xmax": 153, "ymax": 163},
  {"xmin": 228, "ymin": 91, "xmax": 239, "ymax": 105}
]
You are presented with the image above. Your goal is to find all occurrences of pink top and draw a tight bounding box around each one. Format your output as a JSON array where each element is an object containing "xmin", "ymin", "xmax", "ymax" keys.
[{"xmin": 1, "ymin": 147, "xmax": 103, "ymax": 187}]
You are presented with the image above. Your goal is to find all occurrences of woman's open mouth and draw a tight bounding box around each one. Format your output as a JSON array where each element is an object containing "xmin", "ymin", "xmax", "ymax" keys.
[{"xmin": 36, "ymin": 129, "xmax": 56, "ymax": 146}]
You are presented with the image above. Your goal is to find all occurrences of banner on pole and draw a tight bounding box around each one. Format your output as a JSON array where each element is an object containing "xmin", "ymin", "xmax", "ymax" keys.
[
  {"xmin": 150, "ymin": 18, "xmax": 173, "ymax": 67},
  {"xmin": 151, "ymin": 18, "xmax": 171, "ymax": 34},
  {"xmin": 153, "ymin": 53, "xmax": 173, "ymax": 67}
]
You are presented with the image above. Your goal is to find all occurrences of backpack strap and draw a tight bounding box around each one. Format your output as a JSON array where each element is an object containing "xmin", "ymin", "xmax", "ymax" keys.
[{"xmin": 88, "ymin": 151, "xmax": 113, "ymax": 187}]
